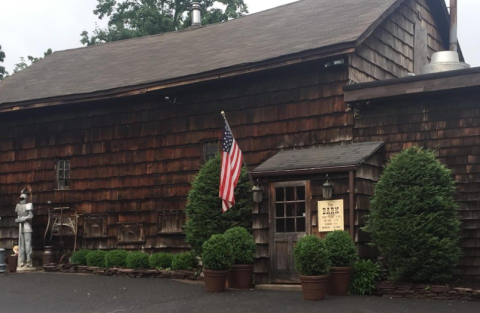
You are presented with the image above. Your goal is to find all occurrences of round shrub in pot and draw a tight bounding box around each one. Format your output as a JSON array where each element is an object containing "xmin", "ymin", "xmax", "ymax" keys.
[
  {"xmin": 149, "ymin": 252, "xmax": 173, "ymax": 270},
  {"xmin": 105, "ymin": 250, "xmax": 128, "ymax": 268},
  {"xmin": 202, "ymin": 234, "xmax": 234, "ymax": 293},
  {"xmin": 126, "ymin": 252, "xmax": 150, "ymax": 269},
  {"xmin": 86, "ymin": 250, "xmax": 107, "ymax": 268},
  {"xmin": 223, "ymin": 227, "xmax": 256, "ymax": 289},
  {"xmin": 324, "ymin": 230, "xmax": 358, "ymax": 296},
  {"xmin": 293, "ymin": 235, "xmax": 331, "ymax": 301}
]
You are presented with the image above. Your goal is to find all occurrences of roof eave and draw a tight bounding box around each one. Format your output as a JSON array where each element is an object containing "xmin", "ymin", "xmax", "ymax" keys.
[
  {"xmin": 0, "ymin": 42, "xmax": 356, "ymax": 113},
  {"xmin": 251, "ymin": 165, "xmax": 358, "ymax": 178}
]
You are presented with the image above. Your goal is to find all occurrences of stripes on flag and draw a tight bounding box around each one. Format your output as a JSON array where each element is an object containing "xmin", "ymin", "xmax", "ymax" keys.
[{"xmin": 219, "ymin": 121, "xmax": 243, "ymax": 212}]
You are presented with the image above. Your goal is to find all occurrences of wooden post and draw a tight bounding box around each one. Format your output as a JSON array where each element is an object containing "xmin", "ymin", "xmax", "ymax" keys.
[{"xmin": 349, "ymin": 170, "xmax": 355, "ymax": 240}]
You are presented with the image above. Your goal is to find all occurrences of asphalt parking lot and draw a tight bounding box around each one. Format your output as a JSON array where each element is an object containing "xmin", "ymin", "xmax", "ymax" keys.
[{"xmin": 0, "ymin": 272, "xmax": 478, "ymax": 313}]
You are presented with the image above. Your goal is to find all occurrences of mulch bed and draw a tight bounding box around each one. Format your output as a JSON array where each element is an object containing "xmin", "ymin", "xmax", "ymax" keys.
[
  {"xmin": 43, "ymin": 263, "xmax": 203, "ymax": 281},
  {"xmin": 375, "ymin": 281, "xmax": 480, "ymax": 302}
]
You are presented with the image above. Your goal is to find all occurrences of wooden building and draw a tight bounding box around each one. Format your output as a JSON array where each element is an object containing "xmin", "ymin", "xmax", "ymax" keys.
[{"xmin": 1, "ymin": 0, "xmax": 476, "ymax": 281}]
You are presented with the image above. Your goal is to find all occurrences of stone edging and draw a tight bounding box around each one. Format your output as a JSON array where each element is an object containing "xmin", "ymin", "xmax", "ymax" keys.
[
  {"xmin": 44, "ymin": 263, "xmax": 203, "ymax": 281},
  {"xmin": 375, "ymin": 281, "xmax": 480, "ymax": 302}
]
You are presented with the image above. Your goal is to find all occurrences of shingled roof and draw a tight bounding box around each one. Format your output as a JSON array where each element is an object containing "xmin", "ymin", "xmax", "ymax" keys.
[
  {"xmin": 252, "ymin": 142, "xmax": 384, "ymax": 176},
  {"xmin": 0, "ymin": 0, "xmax": 401, "ymax": 107}
]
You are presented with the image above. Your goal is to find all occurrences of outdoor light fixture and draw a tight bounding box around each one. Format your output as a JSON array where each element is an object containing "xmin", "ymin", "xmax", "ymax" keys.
[
  {"xmin": 252, "ymin": 180, "xmax": 263, "ymax": 203},
  {"xmin": 322, "ymin": 175, "xmax": 334, "ymax": 200}
]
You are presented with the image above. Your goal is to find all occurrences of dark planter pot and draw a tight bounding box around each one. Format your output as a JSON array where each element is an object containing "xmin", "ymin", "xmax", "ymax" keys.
[
  {"xmin": 7, "ymin": 255, "xmax": 18, "ymax": 273},
  {"xmin": 299, "ymin": 274, "xmax": 329, "ymax": 301},
  {"xmin": 328, "ymin": 267, "xmax": 352, "ymax": 296},
  {"xmin": 228, "ymin": 264, "xmax": 254, "ymax": 289},
  {"xmin": 0, "ymin": 248, "xmax": 5, "ymax": 273},
  {"xmin": 43, "ymin": 246, "xmax": 56, "ymax": 267},
  {"xmin": 204, "ymin": 269, "xmax": 229, "ymax": 293}
]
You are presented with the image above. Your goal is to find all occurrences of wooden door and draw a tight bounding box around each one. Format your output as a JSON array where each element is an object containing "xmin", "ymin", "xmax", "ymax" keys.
[{"xmin": 270, "ymin": 181, "xmax": 310, "ymax": 283}]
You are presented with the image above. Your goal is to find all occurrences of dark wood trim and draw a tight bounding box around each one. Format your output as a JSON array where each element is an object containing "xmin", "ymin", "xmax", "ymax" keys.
[
  {"xmin": 344, "ymin": 69, "xmax": 480, "ymax": 103},
  {"xmin": 252, "ymin": 166, "xmax": 357, "ymax": 178}
]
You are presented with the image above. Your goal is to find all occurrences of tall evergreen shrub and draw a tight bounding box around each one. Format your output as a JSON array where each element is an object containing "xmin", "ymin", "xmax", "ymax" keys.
[
  {"xmin": 365, "ymin": 147, "xmax": 461, "ymax": 282},
  {"xmin": 184, "ymin": 154, "xmax": 253, "ymax": 255}
]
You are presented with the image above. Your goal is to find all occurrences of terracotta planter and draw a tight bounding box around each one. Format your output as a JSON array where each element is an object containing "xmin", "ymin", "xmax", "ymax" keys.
[
  {"xmin": 328, "ymin": 267, "xmax": 352, "ymax": 296},
  {"xmin": 203, "ymin": 269, "xmax": 229, "ymax": 293},
  {"xmin": 299, "ymin": 274, "xmax": 329, "ymax": 301},
  {"xmin": 7, "ymin": 255, "xmax": 18, "ymax": 273},
  {"xmin": 228, "ymin": 264, "xmax": 254, "ymax": 289}
]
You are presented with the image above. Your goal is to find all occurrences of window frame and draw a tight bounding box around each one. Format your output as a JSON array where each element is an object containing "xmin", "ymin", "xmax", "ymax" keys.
[
  {"xmin": 54, "ymin": 158, "xmax": 71, "ymax": 190},
  {"xmin": 201, "ymin": 139, "xmax": 220, "ymax": 164}
]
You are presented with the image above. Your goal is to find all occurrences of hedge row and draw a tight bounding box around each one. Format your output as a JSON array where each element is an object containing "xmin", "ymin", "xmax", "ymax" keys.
[{"xmin": 71, "ymin": 249, "xmax": 198, "ymax": 270}]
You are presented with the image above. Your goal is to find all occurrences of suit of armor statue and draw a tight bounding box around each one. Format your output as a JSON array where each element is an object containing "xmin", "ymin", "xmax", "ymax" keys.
[{"xmin": 15, "ymin": 191, "xmax": 34, "ymax": 268}]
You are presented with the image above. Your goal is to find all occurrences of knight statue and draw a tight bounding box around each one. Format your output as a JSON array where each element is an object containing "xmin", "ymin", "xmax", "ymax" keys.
[{"xmin": 15, "ymin": 188, "xmax": 34, "ymax": 268}]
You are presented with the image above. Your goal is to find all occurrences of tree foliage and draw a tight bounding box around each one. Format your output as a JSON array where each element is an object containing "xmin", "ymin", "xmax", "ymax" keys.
[
  {"xmin": 184, "ymin": 154, "xmax": 253, "ymax": 255},
  {"xmin": 12, "ymin": 49, "xmax": 53, "ymax": 74},
  {"xmin": 365, "ymin": 147, "xmax": 461, "ymax": 283},
  {"xmin": 81, "ymin": 0, "xmax": 248, "ymax": 46},
  {"xmin": 0, "ymin": 45, "xmax": 7, "ymax": 81}
]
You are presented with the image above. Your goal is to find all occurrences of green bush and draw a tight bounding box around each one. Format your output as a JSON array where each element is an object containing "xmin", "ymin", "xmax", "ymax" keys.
[
  {"xmin": 324, "ymin": 230, "xmax": 358, "ymax": 267},
  {"xmin": 105, "ymin": 250, "xmax": 128, "ymax": 268},
  {"xmin": 293, "ymin": 236, "xmax": 330, "ymax": 276},
  {"xmin": 71, "ymin": 249, "xmax": 91, "ymax": 265},
  {"xmin": 184, "ymin": 154, "xmax": 253, "ymax": 255},
  {"xmin": 202, "ymin": 234, "xmax": 234, "ymax": 271},
  {"xmin": 86, "ymin": 250, "xmax": 107, "ymax": 268},
  {"xmin": 349, "ymin": 260, "xmax": 381, "ymax": 295},
  {"xmin": 126, "ymin": 252, "xmax": 150, "ymax": 269},
  {"xmin": 150, "ymin": 252, "xmax": 173, "ymax": 269},
  {"xmin": 365, "ymin": 147, "xmax": 461, "ymax": 283},
  {"xmin": 223, "ymin": 227, "xmax": 256, "ymax": 264},
  {"xmin": 171, "ymin": 252, "xmax": 198, "ymax": 270}
]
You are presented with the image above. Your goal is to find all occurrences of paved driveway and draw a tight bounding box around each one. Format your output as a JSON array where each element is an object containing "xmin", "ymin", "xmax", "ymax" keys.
[{"xmin": 0, "ymin": 272, "xmax": 478, "ymax": 313}]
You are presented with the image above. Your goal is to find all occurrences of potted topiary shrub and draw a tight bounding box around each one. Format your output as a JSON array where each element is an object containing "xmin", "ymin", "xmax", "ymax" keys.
[
  {"xmin": 293, "ymin": 235, "xmax": 331, "ymax": 301},
  {"xmin": 202, "ymin": 234, "xmax": 234, "ymax": 293},
  {"xmin": 324, "ymin": 230, "xmax": 358, "ymax": 296},
  {"xmin": 223, "ymin": 227, "xmax": 256, "ymax": 289}
]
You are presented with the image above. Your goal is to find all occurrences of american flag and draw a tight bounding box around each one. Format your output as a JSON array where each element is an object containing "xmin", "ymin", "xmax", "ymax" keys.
[{"xmin": 219, "ymin": 121, "xmax": 243, "ymax": 212}]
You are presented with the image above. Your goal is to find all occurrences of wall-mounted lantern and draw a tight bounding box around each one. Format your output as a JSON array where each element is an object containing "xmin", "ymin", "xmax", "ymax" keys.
[
  {"xmin": 252, "ymin": 180, "xmax": 263, "ymax": 203},
  {"xmin": 322, "ymin": 175, "xmax": 334, "ymax": 200}
]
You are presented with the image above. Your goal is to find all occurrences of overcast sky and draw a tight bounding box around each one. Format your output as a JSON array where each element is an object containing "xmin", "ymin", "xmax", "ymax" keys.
[{"xmin": 0, "ymin": 0, "xmax": 479, "ymax": 73}]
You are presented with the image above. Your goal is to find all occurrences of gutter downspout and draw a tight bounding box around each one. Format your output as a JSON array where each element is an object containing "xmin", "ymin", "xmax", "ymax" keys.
[{"xmin": 349, "ymin": 170, "xmax": 355, "ymax": 240}]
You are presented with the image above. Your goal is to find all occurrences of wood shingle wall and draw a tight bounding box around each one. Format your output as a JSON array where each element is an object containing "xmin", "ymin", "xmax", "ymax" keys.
[
  {"xmin": 0, "ymin": 60, "xmax": 352, "ymax": 255},
  {"xmin": 349, "ymin": 0, "xmax": 447, "ymax": 82},
  {"xmin": 354, "ymin": 88, "xmax": 480, "ymax": 276}
]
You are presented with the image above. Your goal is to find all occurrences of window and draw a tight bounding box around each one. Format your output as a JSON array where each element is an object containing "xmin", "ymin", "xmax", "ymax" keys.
[
  {"xmin": 275, "ymin": 185, "xmax": 306, "ymax": 233},
  {"xmin": 55, "ymin": 158, "xmax": 70, "ymax": 190},
  {"xmin": 202, "ymin": 140, "xmax": 219, "ymax": 164}
]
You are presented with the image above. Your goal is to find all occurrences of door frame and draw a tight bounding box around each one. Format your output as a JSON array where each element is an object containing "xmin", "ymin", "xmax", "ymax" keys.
[{"xmin": 269, "ymin": 180, "xmax": 311, "ymax": 283}]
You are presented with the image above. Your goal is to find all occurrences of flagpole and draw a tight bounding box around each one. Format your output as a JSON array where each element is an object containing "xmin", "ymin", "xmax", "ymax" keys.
[{"xmin": 221, "ymin": 111, "xmax": 255, "ymax": 185}]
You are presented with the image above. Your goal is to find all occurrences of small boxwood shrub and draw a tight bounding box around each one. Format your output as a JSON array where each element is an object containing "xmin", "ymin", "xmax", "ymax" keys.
[
  {"xmin": 293, "ymin": 236, "xmax": 330, "ymax": 276},
  {"xmin": 105, "ymin": 250, "xmax": 128, "ymax": 268},
  {"xmin": 126, "ymin": 252, "xmax": 150, "ymax": 269},
  {"xmin": 149, "ymin": 252, "xmax": 173, "ymax": 269},
  {"xmin": 223, "ymin": 227, "xmax": 256, "ymax": 264},
  {"xmin": 71, "ymin": 249, "xmax": 91, "ymax": 265},
  {"xmin": 349, "ymin": 260, "xmax": 381, "ymax": 295},
  {"xmin": 324, "ymin": 230, "xmax": 358, "ymax": 267},
  {"xmin": 184, "ymin": 154, "xmax": 253, "ymax": 255},
  {"xmin": 202, "ymin": 234, "xmax": 234, "ymax": 271},
  {"xmin": 171, "ymin": 252, "xmax": 198, "ymax": 270},
  {"xmin": 365, "ymin": 147, "xmax": 461, "ymax": 283},
  {"xmin": 86, "ymin": 250, "xmax": 107, "ymax": 268}
]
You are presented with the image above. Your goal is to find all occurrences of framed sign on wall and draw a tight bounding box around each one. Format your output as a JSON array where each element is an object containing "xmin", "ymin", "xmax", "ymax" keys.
[{"xmin": 317, "ymin": 199, "xmax": 344, "ymax": 232}]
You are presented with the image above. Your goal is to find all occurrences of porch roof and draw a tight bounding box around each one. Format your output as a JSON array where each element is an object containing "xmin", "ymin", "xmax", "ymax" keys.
[{"xmin": 252, "ymin": 142, "xmax": 384, "ymax": 177}]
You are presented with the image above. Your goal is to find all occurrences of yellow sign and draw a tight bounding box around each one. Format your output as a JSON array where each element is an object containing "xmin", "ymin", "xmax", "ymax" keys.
[{"xmin": 318, "ymin": 200, "xmax": 344, "ymax": 232}]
